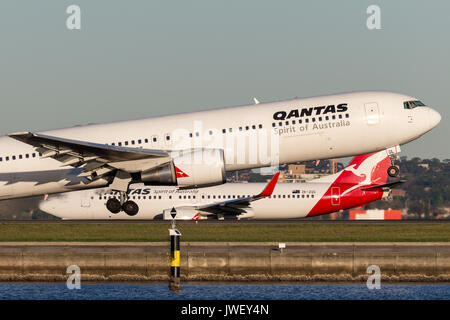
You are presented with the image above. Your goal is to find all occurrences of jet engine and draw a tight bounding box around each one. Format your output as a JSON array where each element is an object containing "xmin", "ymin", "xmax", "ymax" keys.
[{"xmin": 139, "ymin": 148, "xmax": 226, "ymax": 188}]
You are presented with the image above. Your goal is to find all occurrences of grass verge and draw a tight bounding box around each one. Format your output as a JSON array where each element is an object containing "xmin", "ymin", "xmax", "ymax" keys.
[{"xmin": 0, "ymin": 223, "xmax": 449, "ymax": 242}]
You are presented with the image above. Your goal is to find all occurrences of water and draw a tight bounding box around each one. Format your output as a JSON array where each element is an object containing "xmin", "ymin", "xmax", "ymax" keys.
[{"xmin": 0, "ymin": 283, "xmax": 449, "ymax": 300}]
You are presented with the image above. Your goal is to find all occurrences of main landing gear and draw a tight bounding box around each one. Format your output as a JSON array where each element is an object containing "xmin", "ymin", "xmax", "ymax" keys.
[{"xmin": 106, "ymin": 192, "xmax": 139, "ymax": 216}]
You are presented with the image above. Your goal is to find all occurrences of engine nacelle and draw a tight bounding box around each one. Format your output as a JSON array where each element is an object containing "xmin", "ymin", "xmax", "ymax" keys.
[
  {"xmin": 173, "ymin": 148, "xmax": 226, "ymax": 188},
  {"xmin": 140, "ymin": 148, "xmax": 226, "ymax": 188},
  {"xmin": 163, "ymin": 207, "xmax": 202, "ymax": 220}
]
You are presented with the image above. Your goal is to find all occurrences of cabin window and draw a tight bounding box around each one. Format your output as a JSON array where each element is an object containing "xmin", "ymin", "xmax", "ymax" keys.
[
  {"xmin": 272, "ymin": 123, "xmax": 276, "ymax": 127},
  {"xmin": 252, "ymin": 125, "xmax": 256, "ymax": 129},
  {"xmin": 12, "ymin": 156, "xmax": 16, "ymax": 160},
  {"xmin": 144, "ymin": 138, "xmax": 149, "ymax": 143},
  {"xmin": 222, "ymin": 129, "xmax": 226, "ymax": 134},
  {"xmin": 125, "ymin": 141, "xmax": 128, "ymax": 146},
  {"xmin": 259, "ymin": 124, "xmax": 263, "ymax": 129}
]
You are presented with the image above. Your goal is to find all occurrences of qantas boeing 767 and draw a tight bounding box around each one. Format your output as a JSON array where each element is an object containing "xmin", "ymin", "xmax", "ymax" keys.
[
  {"xmin": 0, "ymin": 91, "xmax": 441, "ymax": 215},
  {"xmin": 39, "ymin": 150, "xmax": 401, "ymax": 220}
]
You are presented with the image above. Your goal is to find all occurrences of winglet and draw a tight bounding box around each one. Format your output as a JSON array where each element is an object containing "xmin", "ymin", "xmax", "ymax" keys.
[{"xmin": 257, "ymin": 172, "xmax": 280, "ymax": 198}]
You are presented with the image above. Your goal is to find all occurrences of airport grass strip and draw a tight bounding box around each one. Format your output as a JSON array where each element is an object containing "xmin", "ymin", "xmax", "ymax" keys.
[{"xmin": 0, "ymin": 223, "xmax": 449, "ymax": 242}]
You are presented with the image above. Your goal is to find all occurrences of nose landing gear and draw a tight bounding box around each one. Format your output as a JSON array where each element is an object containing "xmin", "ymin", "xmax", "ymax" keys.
[
  {"xmin": 387, "ymin": 165, "xmax": 400, "ymax": 177},
  {"xmin": 106, "ymin": 192, "xmax": 139, "ymax": 216},
  {"xmin": 387, "ymin": 149, "xmax": 400, "ymax": 177}
]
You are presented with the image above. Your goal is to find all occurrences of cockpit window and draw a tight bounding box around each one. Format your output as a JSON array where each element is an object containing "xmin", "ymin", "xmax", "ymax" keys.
[{"xmin": 404, "ymin": 100, "xmax": 426, "ymax": 109}]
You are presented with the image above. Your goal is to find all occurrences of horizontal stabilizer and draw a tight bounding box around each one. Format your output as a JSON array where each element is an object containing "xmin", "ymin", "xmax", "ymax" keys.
[{"xmin": 361, "ymin": 180, "xmax": 406, "ymax": 192}]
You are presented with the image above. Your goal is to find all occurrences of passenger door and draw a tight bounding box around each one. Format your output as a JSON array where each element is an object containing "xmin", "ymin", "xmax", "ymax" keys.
[
  {"xmin": 364, "ymin": 102, "xmax": 380, "ymax": 125},
  {"xmin": 331, "ymin": 187, "xmax": 340, "ymax": 206}
]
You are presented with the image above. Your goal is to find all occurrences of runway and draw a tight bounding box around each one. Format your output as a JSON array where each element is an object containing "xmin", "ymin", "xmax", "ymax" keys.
[{"xmin": 0, "ymin": 219, "xmax": 448, "ymax": 224}]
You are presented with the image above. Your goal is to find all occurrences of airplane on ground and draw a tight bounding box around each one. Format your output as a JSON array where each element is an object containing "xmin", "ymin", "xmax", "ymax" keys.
[
  {"xmin": 0, "ymin": 91, "xmax": 440, "ymax": 215},
  {"xmin": 39, "ymin": 150, "xmax": 405, "ymax": 220}
]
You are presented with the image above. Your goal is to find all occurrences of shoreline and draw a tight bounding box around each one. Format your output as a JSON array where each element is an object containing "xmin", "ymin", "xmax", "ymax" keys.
[{"xmin": 1, "ymin": 242, "xmax": 449, "ymax": 282}]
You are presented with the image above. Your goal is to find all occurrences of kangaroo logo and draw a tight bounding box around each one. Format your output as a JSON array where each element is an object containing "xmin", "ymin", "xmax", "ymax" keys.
[{"xmin": 341, "ymin": 152, "xmax": 387, "ymax": 196}]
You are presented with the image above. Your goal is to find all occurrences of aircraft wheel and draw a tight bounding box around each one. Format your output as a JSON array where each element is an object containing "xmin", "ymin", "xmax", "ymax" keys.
[
  {"xmin": 122, "ymin": 200, "xmax": 139, "ymax": 216},
  {"xmin": 106, "ymin": 198, "xmax": 122, "ymax": 214},
  {"xmin": 387, "ymin": 165, "xmax": 400, "ymax": 177}
]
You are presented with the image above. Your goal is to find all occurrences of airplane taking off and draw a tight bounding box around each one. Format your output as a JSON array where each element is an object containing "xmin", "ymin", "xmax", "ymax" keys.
[
  {"xmin": 39, "ymin": 150, "xmax": 405, "ymax": 220},
  {"xmin": 0, "ymin": 91, "xmax": 440, "ymax": 215}
]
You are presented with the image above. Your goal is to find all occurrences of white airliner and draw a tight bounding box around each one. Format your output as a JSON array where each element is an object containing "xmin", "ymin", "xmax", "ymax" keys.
[
  {"xmin": 0, "ymin": 91, "xmax": 441, "ymax": 215},
  {"xmin": 39, "ymin": 150, "xmax": 402, "ymax": 220}
]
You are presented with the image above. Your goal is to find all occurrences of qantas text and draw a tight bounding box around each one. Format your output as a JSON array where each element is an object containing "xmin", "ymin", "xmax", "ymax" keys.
[{"xmin": 273, "ymin": 103, "xmax": 348, "ymax": 120}]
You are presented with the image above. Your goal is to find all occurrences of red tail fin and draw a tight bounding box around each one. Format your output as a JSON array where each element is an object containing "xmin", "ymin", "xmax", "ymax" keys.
[{"xmin": 336, "ymin": 151, "xmax": 391, "ymax": 186}]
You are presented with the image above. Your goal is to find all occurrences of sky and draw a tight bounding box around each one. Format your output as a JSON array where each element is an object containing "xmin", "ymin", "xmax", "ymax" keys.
[{"xmin": 0, "ymin": 0, "xmax": 448, "ymax": 159}]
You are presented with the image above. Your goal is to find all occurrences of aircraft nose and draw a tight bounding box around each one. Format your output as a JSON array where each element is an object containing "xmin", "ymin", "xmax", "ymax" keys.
[{"xmin": 428, "ymin": 108, "xmax": 442, "ymax": 128}]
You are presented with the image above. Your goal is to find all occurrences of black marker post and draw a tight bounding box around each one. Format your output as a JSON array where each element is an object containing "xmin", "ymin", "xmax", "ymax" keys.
[{"xmin": 169, "ymin": 207, "xmax": 182, "ymax": 292}]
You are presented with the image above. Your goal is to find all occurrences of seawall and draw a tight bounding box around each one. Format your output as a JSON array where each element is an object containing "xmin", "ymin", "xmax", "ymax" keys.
[{"xmin": 0, "ymin": 242, "xmax": 449, "ymax": 282}]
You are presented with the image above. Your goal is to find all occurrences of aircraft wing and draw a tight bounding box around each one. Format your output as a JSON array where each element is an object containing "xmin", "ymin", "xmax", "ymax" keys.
[
  {"xmin": 195, "ymin": 172, "xmax": 280, "ymax": 216},
  {"xmin": 8, "ymin": 131, "xmax": 171, "ymax": 181},
  {"xmin": 361, "ymin": 180, "xmax": 406, "ymax": 192}
]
